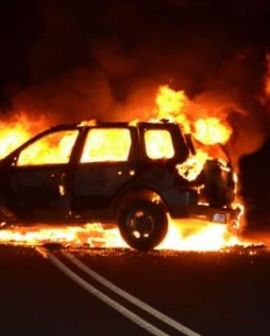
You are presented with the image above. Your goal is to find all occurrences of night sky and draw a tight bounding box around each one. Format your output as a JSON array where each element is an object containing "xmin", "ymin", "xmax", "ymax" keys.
[{"xmin": 1, "ymin": 0, "xmax": 270, "ymax": 228}]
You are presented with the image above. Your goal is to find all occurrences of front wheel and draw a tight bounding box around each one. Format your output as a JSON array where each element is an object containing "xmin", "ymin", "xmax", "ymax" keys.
[{"xmin": 118, "ymin": 201, "xmax": 168, "ymax": 251}]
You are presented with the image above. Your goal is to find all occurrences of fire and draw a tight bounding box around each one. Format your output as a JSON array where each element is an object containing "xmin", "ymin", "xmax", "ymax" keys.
[
  {"xmin": 176, "ymin": 149, "xmax": 208, "ymax": 181},
  {"xmin": 0, "ymin": 219, "xmax": 249, "ymax": 252},
  {"xmin": 194, "ymin": 117, "xmax": 232, "ymax": 145},
  {"xmin": 18, "ymin": 130, "xmax": 79, "ymax": 166},
  {"xmin": 264, "ymin": 53, "xmax": 270, "ymax": 97},
  {"xmin": 153, "ymin": 86, "xmax": 233, "ymax": 181},
  {"xmin": 0, "ymin": 115, "xmax": 33, "ymax": 160},
  {"xmin": 0, "ymin": 113, "xmax": 49, "ymax": 160},
  {"xmin": 81, "ymin": 128, "xmax": 131, "ymax": 163},
  {"xmin": 155, "ymin": 85, "xmax": 186, "ymax": 116},
  {"xmin": 0, "ymin": 224, "xmax": 128, "ymax": 248},
  {"xmin": 154, "ymin": 85, "xmax": 233, "ymax": 147},
  {"xmin": 0, "ymin": 84, "xmax": 249, "ymax": 252},
  {"xmin": 154, "ymin": 85, "xmax": 190, "ymax": 132},
  {"xmin": 0, "ymin": 124, "xmax": 29, "ymax": 160},
  {"xmin": 159, "ymin": 219, "xmax": 244, "ymax": 251},
  {"xmin": 144, "ymin": 129, "xmax": 175, "ymax": 159}
]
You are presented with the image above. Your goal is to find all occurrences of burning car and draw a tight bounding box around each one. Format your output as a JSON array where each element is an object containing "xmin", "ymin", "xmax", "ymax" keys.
[{"xmin": 0, "ymin": 120, "xmax": 240, "ymax": 250}]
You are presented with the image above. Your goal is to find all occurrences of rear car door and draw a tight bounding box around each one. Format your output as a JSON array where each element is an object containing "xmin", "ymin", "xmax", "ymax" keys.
[
  {"xmin": 71, "ymin": 126, "xmax": 138, "ymax": 219},
  {"xmin": 3, "ymin": 128, "xmax": 79, "ymax": 220}
]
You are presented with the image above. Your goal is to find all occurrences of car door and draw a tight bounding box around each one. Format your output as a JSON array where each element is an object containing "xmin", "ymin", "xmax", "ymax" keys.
[
  {"xmin": 71, "ymin": 126, "xmax": 138, "ymax": 219},
  {"xmin": 3, "ymin": 128, "xmax": 79, "ymax": 220}
]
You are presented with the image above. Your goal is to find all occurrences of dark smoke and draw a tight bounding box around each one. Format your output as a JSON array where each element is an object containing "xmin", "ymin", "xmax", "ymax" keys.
[
  {"xmin": 1, "ymin": 1, "xmax": 269, "ymax": 154},
  {"xmin": 1, "ymin": 0, "xmax": 270, "ymax": 227}
]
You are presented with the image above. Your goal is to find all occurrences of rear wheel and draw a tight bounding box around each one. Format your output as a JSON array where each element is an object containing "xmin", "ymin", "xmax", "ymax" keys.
[{"xmin": 118, "ymin": 201, "xmax": 168, "ymax": 251}]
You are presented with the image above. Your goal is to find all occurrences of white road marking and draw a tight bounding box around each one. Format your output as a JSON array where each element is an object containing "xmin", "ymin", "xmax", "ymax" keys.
[
  {"xmin": 43, "ymin": 249, "xmax": 170, "ymax": 336},
  {"xmin": 63, "ymin": 251, "xmax": 202, "ymax": 336}
]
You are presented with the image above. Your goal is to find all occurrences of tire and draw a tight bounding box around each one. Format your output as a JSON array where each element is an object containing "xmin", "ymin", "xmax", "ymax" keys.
[{"xmin": 118, "ymin": 200, "xmax": 168, "ymax": 251}]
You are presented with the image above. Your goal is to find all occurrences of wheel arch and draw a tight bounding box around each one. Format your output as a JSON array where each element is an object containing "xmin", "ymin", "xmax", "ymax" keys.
[{"xmin": 113, "ymin": 187, "xmax": 169, "ymax": 219}]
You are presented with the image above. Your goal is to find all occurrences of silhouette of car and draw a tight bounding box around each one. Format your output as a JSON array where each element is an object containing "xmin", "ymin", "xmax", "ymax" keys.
[{"xmin": 0, "ymin": 121, "xmax": 240, "ymax": 250}]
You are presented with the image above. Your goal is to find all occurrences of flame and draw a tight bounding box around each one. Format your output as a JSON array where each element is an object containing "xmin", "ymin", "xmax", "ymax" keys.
[
  {"xmin": 0, "ymin": 224, "xmax": 128, "ymax": 248},
  {"xmin": 154, "ymin": 85, "xmax": 190, "ymax": 132},
  {"xmin": 154, "ymin": 85, "xmax": 233, "ymax": 146},
  {"xmin": 0, "ymin": 85, "xmax": 249, "ymax": 252},
  {"xmin": 0, "ymin": 219, "xmax": 251, "ymax": 252},
  {"xmin": 18, "ymin": 130, "xmax": 79, "ymax": 166},
  {"xmin": 78, "ymin": 119, "xmax": 96, "ymax": 127},
  {"xmin": 0, "ymin": 114, "xmax": 39, "ymax": 160},
  {"xmin": 156, "ymin": 85, "xmax": 186, "ymax": 116},
  {"xmin": 144, "ymin": 129, "xmax": 175, "ymax": 160},
  {"xmin": 176, "ymin": 149, "xmax": 208, "ymax": 181},
  {"xmin": 193, "ymin": 117, "xmax": 232, "ymax": 145},
  {"xmin": 264, "ymin": 53, "xmax": 270, "ymax": 97},
  {"xmin": 0, "ymin": 113, "xmax": 50, "ymax": 162},
  {"xmin": 159, "ymin": 219, "xmax": 245, "ymax": 251},
  {"xmin": 81, "ymin": 128, "xmax": 131, "ymax": 163},
  {"xmin": 0, "ymin": 124, "xmax": 29, "ymax": 160}
]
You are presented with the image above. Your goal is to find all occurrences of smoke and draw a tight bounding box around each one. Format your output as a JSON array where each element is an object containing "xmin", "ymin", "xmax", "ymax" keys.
[{"xmin": 2, "ymin": 0, "xmax": 270, "ymax": 160}]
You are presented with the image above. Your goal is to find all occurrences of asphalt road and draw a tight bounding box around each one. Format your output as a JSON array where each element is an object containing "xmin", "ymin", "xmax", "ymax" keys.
[{"xmin": 0, "ymin": 243, "xmax": 269, "ymax": 336}]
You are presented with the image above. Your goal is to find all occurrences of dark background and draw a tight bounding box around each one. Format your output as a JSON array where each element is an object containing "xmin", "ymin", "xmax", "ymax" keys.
[{"xmin": 0, "ymin": 0, "xmax": 270, "ymax": 228}]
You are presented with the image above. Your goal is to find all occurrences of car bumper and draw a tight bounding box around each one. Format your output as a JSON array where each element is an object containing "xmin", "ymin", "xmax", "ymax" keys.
[{"xmin": 171, "ymin": 204, "xmax": 241, "ymax": 225}]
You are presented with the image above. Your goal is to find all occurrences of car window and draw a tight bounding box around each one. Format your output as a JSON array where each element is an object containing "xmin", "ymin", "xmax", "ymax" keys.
[
  {"xmin": 17, "ymin": 130, "xmax": 79, "ymax": 166},
  {"xmin": 81, "ymin": 128, "xmax": 131, "ymax": 163},
  {"xmin": 144, "ymin": 129, "xmax": 175, "ymax": 160}
]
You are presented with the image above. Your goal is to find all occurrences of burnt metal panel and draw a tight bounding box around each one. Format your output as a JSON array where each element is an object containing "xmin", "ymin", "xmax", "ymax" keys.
[{"xmin": 0, "ymin": 121, "xmax": 238, "ymax": 226}]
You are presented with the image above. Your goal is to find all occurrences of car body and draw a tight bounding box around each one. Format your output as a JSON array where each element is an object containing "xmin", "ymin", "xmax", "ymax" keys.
[{"xmin": 0, "ymin": 121, "xmax": 240, "ymax": 250}]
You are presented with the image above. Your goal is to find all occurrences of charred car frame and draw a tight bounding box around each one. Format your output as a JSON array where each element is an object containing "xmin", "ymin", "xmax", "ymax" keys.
[{"xmin": 0, "ymin": 121, "xmax": 240, "ymax": 250}]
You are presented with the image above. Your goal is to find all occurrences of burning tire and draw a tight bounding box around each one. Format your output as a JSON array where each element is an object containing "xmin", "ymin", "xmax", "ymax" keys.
[{"xmin": 119, "ymin": 201, "xmax": 168, "ymax": 251}]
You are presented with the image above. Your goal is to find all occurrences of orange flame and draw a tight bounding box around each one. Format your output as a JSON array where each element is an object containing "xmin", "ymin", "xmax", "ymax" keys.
[
  {"xmin": 159, "ymin": 219, "xmax": 245, "ymax": 251},
  {"xmin": 17, "ymin": 130, "xmax": 79, "ymax": 166},
  {"xmin": 176, "ymin": 149, "xmax": 208, "ymax": 181},
  {"xmin": 0, "ymin": 113, "xmax": 48, "ymax": 160},
  {"xmin": 264, "ymin": 53, "xmax": 270, "ymax": 97},
  {"xmin": 81, "ymin": 128, "xmax": 131, "ymax": 163},
  {"xmin": 194, "ymin": 117, "xmax": 232, "ymax": 145},
  {"xmin": 144, "ymin": 129, "xmax": 175, "ymax": 160},
  {"xmin": 154, "ymin": 85, "xmax": 190, "ymax": 132},
  {"xmin": 0, "ymin": 85, "xmax": 248, "ymax": 252},
  {"xmin": 0, "ymin": 219, "xmax": 251, "ymax": 251}
]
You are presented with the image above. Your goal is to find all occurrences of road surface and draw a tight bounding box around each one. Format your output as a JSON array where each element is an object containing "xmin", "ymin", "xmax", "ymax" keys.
[{"xmin": 0, "ymin": 242, "xmax": 269, "ymax": 336}]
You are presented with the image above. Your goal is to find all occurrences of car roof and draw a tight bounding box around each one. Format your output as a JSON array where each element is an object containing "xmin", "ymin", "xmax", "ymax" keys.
[{"xmin": 48, "ymin": 120, "xmax": 176, "ymax": 131}]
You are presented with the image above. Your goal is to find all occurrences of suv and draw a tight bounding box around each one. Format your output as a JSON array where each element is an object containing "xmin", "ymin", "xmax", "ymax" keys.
[{"xmin": 0, "ymin": 121, "xmax": 239, "ymax": 250}]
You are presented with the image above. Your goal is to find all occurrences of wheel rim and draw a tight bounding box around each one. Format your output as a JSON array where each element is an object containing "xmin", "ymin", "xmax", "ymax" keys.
[{"xmin": 125, "ymin": 209, "xmax": 155, "ymax": 240}]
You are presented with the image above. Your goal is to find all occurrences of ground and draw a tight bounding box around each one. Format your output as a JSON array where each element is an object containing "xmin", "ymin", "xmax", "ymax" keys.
[{"xmin": 0, "ymin": 237, "xmax": 269, "ymax": 336}]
